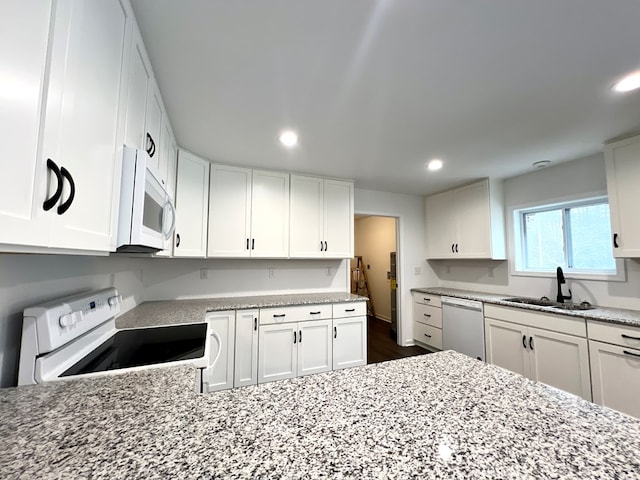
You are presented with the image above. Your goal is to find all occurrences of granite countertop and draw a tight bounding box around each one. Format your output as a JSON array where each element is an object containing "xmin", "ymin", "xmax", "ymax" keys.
[
  {"xmin": 412, "ymin": 287, "xmax": 640, "ymax": 328},
  {"xmin": 2, "ymin": 351, "xmax": 639, "ymax": 479},
  {"xmin": 116, "ymin": 292, "xmax": 367, "ymax": 329}
]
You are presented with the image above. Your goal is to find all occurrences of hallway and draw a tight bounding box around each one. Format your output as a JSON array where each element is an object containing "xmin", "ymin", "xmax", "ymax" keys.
[{"xmin": 367, "ymin": 316, "xmax": 429, "ymax": 364}]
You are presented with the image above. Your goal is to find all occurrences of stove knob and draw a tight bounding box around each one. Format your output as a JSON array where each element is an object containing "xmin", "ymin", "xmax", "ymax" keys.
[
  {"xmin": 108, "ymin": 295, "xmax": 120, "ymax": 308},
  {"xmin": 59, "ymin": 313, "xmax": 74, "ymax": 328}
]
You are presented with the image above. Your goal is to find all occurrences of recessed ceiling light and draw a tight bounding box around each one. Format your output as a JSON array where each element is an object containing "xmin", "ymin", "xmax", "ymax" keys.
[
  {"xmin": 612, "ymin": 70, "xmax": 640, "ymax": 93},
  {"xmin": 426, "ymin": 159, "xmax": 443, "ymax": 171},
  {"xmin": 532, "ymin": 160, "xmax": 551, "ymax": 169},
  {"xmin": 279, "ymin": 130, "xmax": 298, "ymax": 147}
]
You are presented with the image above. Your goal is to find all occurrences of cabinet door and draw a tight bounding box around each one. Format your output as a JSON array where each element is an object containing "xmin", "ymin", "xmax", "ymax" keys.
[
  {"xmin": 589, "ymin": 340, "xmax": 640, "ymax": 418},
  {"xmin": 145, "ymin": 78, "xmax": 163, "ymax": 172},
  {"xmin": 208, "ymin": 165, "xmax": 252, "ymax": 257},
  {"xmin": 201, "ymin": 311, "xmax": 235, "ymax": 393},
  {"xmin": 605, "ymin": 136, "xmax": 640, "ymax": 257},
  {"xmin": 234, "ymin": 310, "xmax": 259, "ymax": 388},
  {"xmin": 425, "ymin": 190, "xmax": 455, "ymax": 259},
  {"xmin": 333, "ymin": 316, "xmax": 367, "ymax": 370},
  {"xmin": 251, "ymin": 170, "xmax": 290, "ymax": 257},
  {"xmin": 323, "ymin": 179, "xmax": 354, "ymax": 258},
  {"xmin": 289, "ymin": 175, "xmax": 324, "ymax": 258},
  {"xmin": 154, "ymin": 122, "xmax": 177, "ymax": 258},
  {"xmin": 258, "ymin": 323, "xmax": 297, "ymax": 383},
  {"xmin": 44, "ymin": 0, "xmax": 130, "ymax": 251},
  {"xmin": 484, "ymin": 318, "xmax": 529, "ymax": 377},
  {"xmin": 0, "ymin": 0, "xmax": 52, "ymax": 247},
  {"xmin": 528, "ymin": 327, "xmax": 591, "ymax": 401},
  {"xmin": 173, "ymin": 150, "xmax": 209, "ymax": 257},
  {"xmin": 122, "ymin": 24, "xmax": 151, "ymax": 152},
  {"xmin": 298, "ymin": 319, "xmax": 333, "ymax": 376},
  {"xmin": 454, "ymin": 181, "xmax": 492, "ymax": 258}
]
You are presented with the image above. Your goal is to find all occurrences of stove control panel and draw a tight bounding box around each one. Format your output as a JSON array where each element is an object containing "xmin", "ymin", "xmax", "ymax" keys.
[{"xmin": 24, "ymin": 288, "xmax": 121, "ymax": 354}]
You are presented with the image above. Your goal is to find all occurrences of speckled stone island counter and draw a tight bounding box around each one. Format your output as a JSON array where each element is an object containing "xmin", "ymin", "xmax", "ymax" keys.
[
  {"xmin": 1, "ymin": 351, "xmax": 639, "ymax": 479},
  {"xmin": 412, "ymin": 287, "xmax": 640, "ymax": 328},
  {"xmin": 116, "ymin": 292, "xmax": 367, "ymax": 329}
]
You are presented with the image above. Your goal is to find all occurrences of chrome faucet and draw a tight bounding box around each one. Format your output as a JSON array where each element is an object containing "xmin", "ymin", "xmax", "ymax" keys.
[{"xmin": 556, "ymin": 266, "xmax": 572, "ymax": 303}]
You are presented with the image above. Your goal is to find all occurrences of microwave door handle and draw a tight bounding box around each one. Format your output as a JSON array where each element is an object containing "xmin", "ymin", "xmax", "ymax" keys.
[{"xmin": 164, "ymin": 200, "xmax": 176, "ymax": 240}]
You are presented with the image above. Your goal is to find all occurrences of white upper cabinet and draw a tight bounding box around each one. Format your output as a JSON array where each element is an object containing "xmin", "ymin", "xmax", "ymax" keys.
[
  {"xmin": 42, "ymin": 0, "xmax": 131, "ymax": 252},
  {"xmin": 208, "ymin": 165, "xmax": 289, "ymax": 258},
  {"xmin": 173, "ymin": 150, "xmax": 210, "ymax": 257},
  {"xmin": 289, "ymin": 176, "xmax": 354, "ymax": 258},
  {"xmin": 122, "ymin": 22, "xmax": 151, "ymax": 152},
  {"xmin": 0, "ymin": 0, "xmax": 52, "ymax": 248},
  {"xmin": 425, "ymin": 178, "xmax": 505, "ymax": 259},
  {"xmin": 144, "ymin": 78, "xmax": 163, "ymax": 171},
  {"xmin": 605, "ymin": 134, "xmax": 640, "ymax": 258}
]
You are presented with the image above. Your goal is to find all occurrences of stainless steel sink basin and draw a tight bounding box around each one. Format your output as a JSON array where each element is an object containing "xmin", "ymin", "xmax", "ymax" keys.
[
  {"xmin": 501, "ymin": 297, "xmax": 595, "ymax": 311},
  {"xmin": 501, "ymin": 297, "xmax": 556, "ymax": 307}
]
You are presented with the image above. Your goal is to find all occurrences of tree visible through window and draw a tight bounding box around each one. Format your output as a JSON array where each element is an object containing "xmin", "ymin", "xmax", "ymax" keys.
[{"xmin": 519, "ymin": 199, "xmax": 616, "ymax": 273}]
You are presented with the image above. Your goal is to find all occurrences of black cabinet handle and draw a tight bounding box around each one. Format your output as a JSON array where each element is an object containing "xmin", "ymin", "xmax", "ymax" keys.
[
  {"xmin": 334, "ymin": 326, "xmax": 337, "ymax": 339},
  {"xmin": 423, "ymin": 298, "xmax": 431, "ymax": 302},
  {"xmin": 455, "ymin": 244, "xmax": 459, "ymax": 253},
  {"xmin": 56, "ymin": 167, "xmax": 75, "ymax": 215},
  {"xmin": 176, "ymin": 234, "xmax": 181, "ymax": 247},
  {"xmin": 293, "ymin": 331, "xmax": 297, "ymax": 344},
  {"xmin": 423, "ymin": 313, "xmax": 431, "ymax": 318},
  {"xmin": 623, "ymin": 350, "xmax": 640, "ymax": 358},
  {"xmin": 246, "ymin": 238, "xmax": 250, "ymax": 250},
  {"xmin": 310, "ymin": 311, "xmax": 321, "ymax": 315},
  {"xmin": 613, "ymin": 233, "xmax": 619, "ymax": 248},
  {"xmin": 529, "ymin": 336, "xmax": 534, "ymax": 350},
  {"xmin": 273, "ymin": 314, "xmax": 286, "ymax": 318},
  {"xmin": 43, "ymin": 159, "xmax": 63, "ymax": 211},
  {"xmin": 146, "ymin": 133, "xmax": 156, "ymax": 157},
  {"xmin": 424, "ymin": 333, "xmax": 432, "ymax": 338},
  {"xmin": 622, "ymin": 334, "xmax": 640, "ymax": 341},
  {"xmin": 254, "ymin": 318, "xmax": 257, "ymax": 331},
  {"xmin": 324, "ymin": 241, "xmax": 328, "ymax": 251},
  {"xmin": 299, "ymin": 330, "xmax": 302, "ymax": 343},
  {"xmin": 522, "ymin": 335, "xmax": 527, "ymax": 349},
  {"xmin": 320, "ymin": 241, "xmax": 324, "ymax": 252},
  {"xmin": 345, "ymin": 308, "xmax": 355, "ymax": 312},
  {"xmin": 251, "ymin": 238, "xmax": 255, "ymax": 250},
  {"xmin": 451, "ymin": 244, "xmax": 455, "ymax": 253}
]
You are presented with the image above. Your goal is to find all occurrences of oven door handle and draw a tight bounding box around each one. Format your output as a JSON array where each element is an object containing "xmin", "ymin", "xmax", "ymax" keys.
[
  {"xmin": 164, "ymin": 199, "xmax": 176, "ymax": 241},
  {"xmin": 208, "ymin": 330, "xmax": 222, "ymax": 369}
]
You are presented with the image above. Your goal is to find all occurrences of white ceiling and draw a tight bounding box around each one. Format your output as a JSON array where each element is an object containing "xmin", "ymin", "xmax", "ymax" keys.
[{"xmin": 131, "ymin": 0, "xmax": 640, "ymax": 195}]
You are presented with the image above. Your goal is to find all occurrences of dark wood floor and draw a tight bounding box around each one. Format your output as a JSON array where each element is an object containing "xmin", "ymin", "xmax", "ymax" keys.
[{"xmin": 367, "ymin": 316, "xmax": 429, "ymax": 364}]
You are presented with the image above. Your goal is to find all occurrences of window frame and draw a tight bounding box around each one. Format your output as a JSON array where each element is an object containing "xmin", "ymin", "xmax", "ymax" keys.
[{"xmin": 509, "ymin": 193, "xmax": 626, "ymax": 282}]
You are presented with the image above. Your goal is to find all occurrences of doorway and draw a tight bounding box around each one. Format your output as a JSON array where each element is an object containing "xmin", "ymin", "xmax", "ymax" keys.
[{"xmin": 351, "ymin": 215, "xmax": 426, "ymax": 363}]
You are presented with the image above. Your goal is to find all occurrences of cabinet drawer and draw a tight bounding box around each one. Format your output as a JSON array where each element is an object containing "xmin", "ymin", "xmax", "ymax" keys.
[
  {"xmin": 414, "ymin": 322, "xmax": 442, "ymax": 350},
  {"xmin": 414, "ymin": 303, "xmax": 442, "ymax": 328},
  {"xmin": 333, "ymin": 301, "xmax": 367, "ymax": 318},
  {"xmin": 259, "ymin": 304, "xmax": 332, "ymax": 325},
  {"xmin": 588, "ymin": 320, "xmax": 640, "ymax": 350},
  {"xmin": 414, "ymin": 293, "xmax": 441, "ymax": 308}
]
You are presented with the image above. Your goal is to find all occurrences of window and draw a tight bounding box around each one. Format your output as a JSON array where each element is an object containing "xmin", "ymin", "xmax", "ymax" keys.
[{"xmin": 513, "ymin": 197, "xmax": 621, "ymax": 279}]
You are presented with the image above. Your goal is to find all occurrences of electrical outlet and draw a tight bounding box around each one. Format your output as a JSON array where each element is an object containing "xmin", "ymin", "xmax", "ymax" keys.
[
  {"xmin": 200, "ymin": 268, "xmax": 208, "ymax": 280},
  {"xmin": 268, "ymin": 268, "xmax": 276, "ymax": 278},
  {"xmin": 414, "ymin": 267, "xmax": 421, "ymax": 275}
]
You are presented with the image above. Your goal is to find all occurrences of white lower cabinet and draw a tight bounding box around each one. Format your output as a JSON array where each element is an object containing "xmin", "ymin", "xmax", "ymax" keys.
[
  {"xmin": 333, "ymin": 316, "xmax": 367, "ymax": 370},
  {"xmin": 234, "ymin": 310, "xmax": 258, "ymax": 388},
  {"xmin": 484, "ymin": 305, "xmax": 591, "ymax": 401},
  {"xmin": 588, "ymin": 320, "xmax": 640, "ymax": 418},
  {"xmin": 201, "ymin": 311, "xmax": 235, "ymax": 393},
  {"xmin": 258, "ymin": 319, "xmax": 333, "ymax": 384}
]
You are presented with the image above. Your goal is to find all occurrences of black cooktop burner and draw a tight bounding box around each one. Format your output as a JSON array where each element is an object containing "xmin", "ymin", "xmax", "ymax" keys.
[{"xmin": 61, "ymin": 323, "xmax": 207, "ymax": 377}]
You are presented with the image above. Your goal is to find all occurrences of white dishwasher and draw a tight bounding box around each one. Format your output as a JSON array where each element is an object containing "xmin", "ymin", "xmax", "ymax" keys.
[{"xmin": 441, "ymin": 297, "xmax": 485, "ymax": 361}]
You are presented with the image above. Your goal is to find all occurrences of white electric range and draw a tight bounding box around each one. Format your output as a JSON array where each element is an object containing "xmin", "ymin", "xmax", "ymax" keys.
[{"xmin": 18, "ymin": 288, "xmax": 211, "ymax": 389}]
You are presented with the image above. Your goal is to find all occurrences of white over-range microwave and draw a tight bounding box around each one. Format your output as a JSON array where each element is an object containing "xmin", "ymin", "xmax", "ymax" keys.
[{"xmin": 116, "ymin": 147, "xmax": 175, "ymax": 253}]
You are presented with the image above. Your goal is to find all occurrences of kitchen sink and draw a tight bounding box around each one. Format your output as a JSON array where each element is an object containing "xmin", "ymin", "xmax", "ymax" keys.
[{"xmin": 501, "ymin": 297, "xmax": 595, "ymax": 311}]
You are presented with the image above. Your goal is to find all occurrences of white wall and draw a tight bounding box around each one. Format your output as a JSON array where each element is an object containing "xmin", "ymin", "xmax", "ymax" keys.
[
  {"xmin": 433, "ymin": 153, "xmax": 640, "ymax": 310},
  {"xmin": 0, "ymin": 254, "xmax": 147, "ymax": 387},
  {"xmin": 354, "ymin": 188, "xmax": 437, "ymax": 345},
  {"xmin": 354, "ymin": 216, "xmax": 397, "ymax": 321}
]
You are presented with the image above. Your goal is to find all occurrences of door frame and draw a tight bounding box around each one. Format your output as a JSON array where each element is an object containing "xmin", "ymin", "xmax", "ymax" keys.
[{"xmin": 351, "ymin": 212, "xmax": 402, "ymax": 345}]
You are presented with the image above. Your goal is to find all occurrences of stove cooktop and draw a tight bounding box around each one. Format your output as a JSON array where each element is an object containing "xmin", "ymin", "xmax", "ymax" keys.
[{"xmin": 61, "ymin": 323, "xmax": 207, "ymax": 377}]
